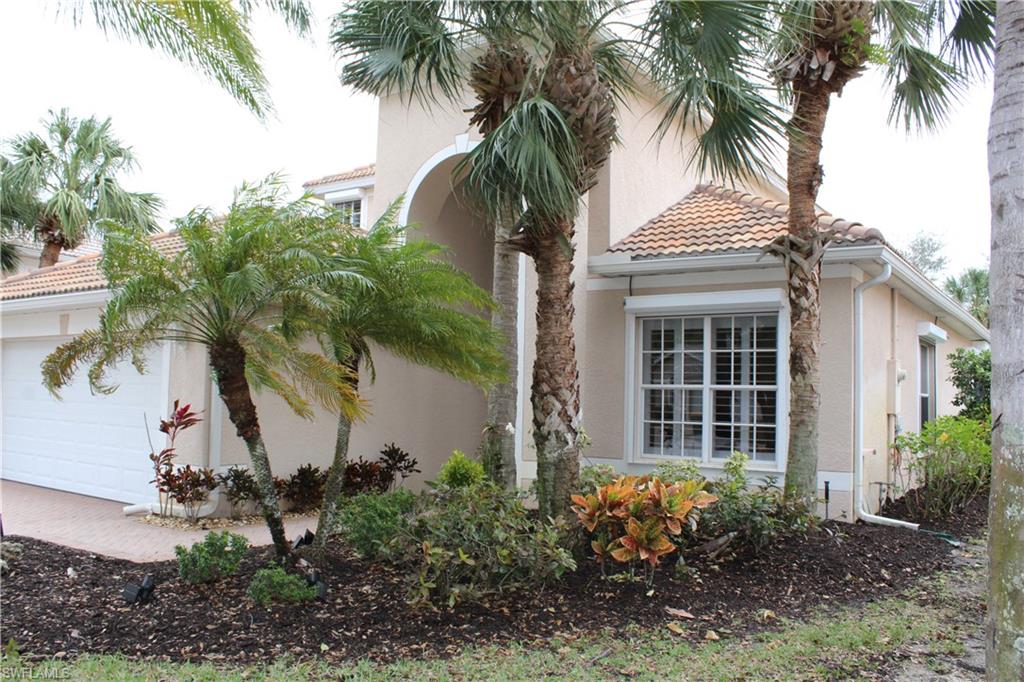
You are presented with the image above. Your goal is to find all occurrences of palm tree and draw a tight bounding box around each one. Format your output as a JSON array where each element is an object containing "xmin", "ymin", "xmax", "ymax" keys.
[
  {"xmin": 642, "ymin": 0, "xmax": 995, "ymax": 508},
  {"xmin": 312, "ymin": 201, "xmax": 506, "ymax": 552},
  {"xmin": 331, "ymin": 1, "xmax": 632, "ymax": 516},
  {"xmin": 944, "ymin": 266, "xmax": 989, "ymax": 326},
  {"xmin": 985, "ymin": 2, "xmax": 1024, "ymax": 676},
  {"xmin": 41, "ymin": 177, "xmax": 364, "ymax": 560},
  {"xmin": 1, "ymin": 109, "xmax": 162, "ymax": 268},
  {"xmin": 51, "ymin": 0, "xmax": 311, "ymax": 119}
]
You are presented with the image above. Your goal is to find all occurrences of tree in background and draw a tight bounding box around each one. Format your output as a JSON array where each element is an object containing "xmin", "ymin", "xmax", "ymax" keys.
[
  {"xmin": 41, "ymin": 178, "xmax": 364, "ymax": 560},
  {"xmin": 312, "ymin": 202, "xmax": 506, "ymax": 552},
  {"xmin": 0, "ymin": 109, "xmax": 162, "ymax": 268},
  {"xmin": 52, "ymin": 0, "xmax": 311, "ymax": 119},
  {"xmin": 904, "ymin": 231, "xmax": 949, "ymax": 278},
  {"xmin": 944, "ymin": 266, "xmax": 989, "ymax": 325},
  {"xmin": 947, "ymin": 348, "xmax": 991, "ymax": 422},
  {"xmin": 985, "ymin": 1, "xmax": 1024, "ymax": 677}
]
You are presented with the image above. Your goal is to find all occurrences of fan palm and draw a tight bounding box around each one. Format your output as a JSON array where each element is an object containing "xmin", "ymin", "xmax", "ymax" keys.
[
  {"xmin": 641, "ymin": 0, "xmax": 995, "ymax": 507},
  {"xmin": 331, "ymin": 0, "xmax": 633, "ymax": 518},
  {"xmin": 1, "ymin": 109, "xmax": 162, "ymax": 268},
  {"xmin": 41, "ymin": 177, "xmax": 364, "ymax": 560},
  {"xmin": 944, "ymin": 266, "xmax": 989, "ymax": 326},
  {"xmin": 311, "ymin": 201, "xmax": 506, "ymax": 552},
  {"xmin": 53, "ymin": 0, "xmax": 311, "ymax": 118}
]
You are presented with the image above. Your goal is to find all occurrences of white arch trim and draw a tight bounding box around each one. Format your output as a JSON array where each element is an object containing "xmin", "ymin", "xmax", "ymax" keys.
[
  {"xmin": 396, "ymin": 132, "xmax": 531, "ymax": 486},
  {"xmin": 397, "ymin": 132, "xmax": 479, "ymax": 226}
]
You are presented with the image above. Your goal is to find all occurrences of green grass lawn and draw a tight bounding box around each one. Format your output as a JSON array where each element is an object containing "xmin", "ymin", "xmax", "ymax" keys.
[{"xmin": 2, "ymin": 576, "xmax": 975, "ymax": 682}]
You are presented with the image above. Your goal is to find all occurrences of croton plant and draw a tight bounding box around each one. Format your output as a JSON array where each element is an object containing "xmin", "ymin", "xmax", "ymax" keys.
[{"xmin": 571, "ymin": 476, "xmax": 717, "ymax": 572}]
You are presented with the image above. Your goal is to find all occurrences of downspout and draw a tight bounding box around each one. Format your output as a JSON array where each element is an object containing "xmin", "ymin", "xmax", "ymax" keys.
[{"xmin": 854, "ymin": 262, "xmax": 919, "ymax": 530}]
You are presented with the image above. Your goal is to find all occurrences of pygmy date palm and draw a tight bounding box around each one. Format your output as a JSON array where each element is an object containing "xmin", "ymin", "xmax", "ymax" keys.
[
  {"xmin": 641, "ymin": 0, "xmax": 995, "ymax": 507},
  {"xmin": 312, "ymin": 201, "xmax": 506, "ymax": 552},
  {"xmin": 1, "ymin": 109, "xmax": 162, "ymax": 268},
  {"xmin": 41, "ymin": 177, "xmax": 364, "ymax": 560}
]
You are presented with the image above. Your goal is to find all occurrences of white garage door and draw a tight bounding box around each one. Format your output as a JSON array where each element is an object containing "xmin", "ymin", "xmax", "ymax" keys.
[{"xmin": 1, "ymin": 338, "xmax": 167, "ymax": 504}]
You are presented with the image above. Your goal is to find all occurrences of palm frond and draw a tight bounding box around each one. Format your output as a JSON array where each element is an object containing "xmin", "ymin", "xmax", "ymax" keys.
[{"xmin": 331, "ymin": 0, "xmax": 465, "ymax": 104}]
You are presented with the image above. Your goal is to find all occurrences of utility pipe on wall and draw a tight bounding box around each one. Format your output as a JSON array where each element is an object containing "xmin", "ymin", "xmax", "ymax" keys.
[{"xmin": 853, "ymin": 262, "xmax": 919, "ymax": 530}]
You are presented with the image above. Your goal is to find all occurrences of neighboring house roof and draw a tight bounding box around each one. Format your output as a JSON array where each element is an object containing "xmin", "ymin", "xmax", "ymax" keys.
[
  {"xmin": 0, "ymin": 231, "xmax": 183, "ymax": 302},
  {"xmin": 302, "ymin": 164, "xmax": 376, "ymax": 189},
  {"xmin": 608, "ymin": 184, "xmax": 885, "ymax": 258},
  {"xmin": 8, "ymin": 235, "xmax": 104, "ymax": 259}
]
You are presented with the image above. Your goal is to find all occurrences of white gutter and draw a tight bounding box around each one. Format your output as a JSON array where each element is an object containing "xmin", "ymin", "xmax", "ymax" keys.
[{"xmin": 853, "ymin": 262, "xmax": 919, "ymax": 530}]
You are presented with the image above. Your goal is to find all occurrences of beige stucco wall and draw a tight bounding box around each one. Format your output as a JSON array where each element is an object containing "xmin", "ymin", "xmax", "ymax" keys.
[{"xmin": 859, "ymin": 285, "xmax": 974, "ymax": 512}]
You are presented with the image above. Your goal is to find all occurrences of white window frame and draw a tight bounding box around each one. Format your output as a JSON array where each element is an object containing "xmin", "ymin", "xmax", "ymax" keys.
[
  {"xmin": 917, "ymin": 339, "xmax": 937, "ymax": 429},
  {"xmin": 325, "ymin": 189, "xmax": 366, "ymax": 229},
  {"xmin": 623, "ymin": 289, "xmax": 790, "ymax": 472}
]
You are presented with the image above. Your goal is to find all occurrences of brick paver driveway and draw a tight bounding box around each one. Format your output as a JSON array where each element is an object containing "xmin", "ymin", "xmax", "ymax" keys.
[{"xmin": 0, "ymin": 480, "xmax": 317, "ymax": 562}]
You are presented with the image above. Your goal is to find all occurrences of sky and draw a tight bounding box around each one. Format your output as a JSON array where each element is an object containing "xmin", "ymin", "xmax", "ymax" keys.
[{"xmin": 0, "ymin": 1, "xmax": 993, "ymax": 277}]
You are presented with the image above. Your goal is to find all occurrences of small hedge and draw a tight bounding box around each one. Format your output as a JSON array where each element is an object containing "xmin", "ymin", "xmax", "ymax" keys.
[
  {"xmin": 175, "ymin": 531, "xmax": 249, "ymax": 584},
  {"xmin": 247, "ymin": 565, "xmax": 317, "ymax": 606}
]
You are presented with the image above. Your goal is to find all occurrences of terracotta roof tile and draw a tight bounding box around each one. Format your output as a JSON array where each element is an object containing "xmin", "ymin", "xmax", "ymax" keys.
[
  {"xmin": 1, "ymin": 232, "xmax": 185, "ymax": 302},
  {"xmin": 608, "ymin": 184, "xmax": 885, "ymax": 258},
  {"xmin": 302, "ymin": 163, "xmax": 376, "ymax": 188}
]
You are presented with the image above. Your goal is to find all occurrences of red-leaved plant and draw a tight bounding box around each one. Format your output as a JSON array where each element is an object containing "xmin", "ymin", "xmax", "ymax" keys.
[
  {"xmin": 148, "ymin": 400, "xmax": 202, "ymax": 517},
  {"xmin": 571, "ymin": 475, "xmax": 717, "ymax": 583}
]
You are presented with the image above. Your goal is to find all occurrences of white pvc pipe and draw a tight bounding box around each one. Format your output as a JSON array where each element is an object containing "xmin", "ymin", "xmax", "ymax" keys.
[{"xmin": 853, "ymin": 262, "xmax": 919, "ymax": 531}]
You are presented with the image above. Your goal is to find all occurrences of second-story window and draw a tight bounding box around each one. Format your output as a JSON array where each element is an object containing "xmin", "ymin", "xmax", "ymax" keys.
[{"xmin": 332, "ymin": 199, "xmax": 362, "ymax": 228}]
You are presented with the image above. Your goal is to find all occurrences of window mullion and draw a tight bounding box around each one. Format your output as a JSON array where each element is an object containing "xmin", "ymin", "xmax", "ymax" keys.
[{"xmin": 702, "ymin": 315, "xmax": 712, "ymax": 465}]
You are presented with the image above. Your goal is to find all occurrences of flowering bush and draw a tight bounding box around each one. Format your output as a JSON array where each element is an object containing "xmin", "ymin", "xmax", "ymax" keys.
[
  {"xmin": 571, "ymin": 475, "xmax": 716, "ymax": 580},
  {"xmin": 894, "ymin": 416, "xmax": 991, "ymax": 519}
]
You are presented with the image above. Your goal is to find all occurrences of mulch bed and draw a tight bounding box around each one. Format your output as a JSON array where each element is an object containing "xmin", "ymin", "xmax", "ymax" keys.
[
  {"xmin": 879, "ymin": 488, "xmax": 990, "ymax": 538},
  {"xmin": 0, "ymin": 498, "xmax": 987, "ymax": 666}
]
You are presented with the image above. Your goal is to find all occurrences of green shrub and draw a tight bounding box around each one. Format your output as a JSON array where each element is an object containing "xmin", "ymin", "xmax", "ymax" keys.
[
  {"xmin": 653, "ymin": 459, "xmax": 704, "ymax": 484},
  {"xmin": 336, "ymin": 489, "xmax": 416, "ymax": 559},
  {"xmin": 436, "ymin": 450, "xmax": 485, "ymax": 489},
  {"xmin": 283, "ymin": 464, "xmax": 327, "ymax": 512},
  {"xmin": 392, "ymin": 481, "xmax": 575, "ymax": 607},
  {"xmin": 894, "ymin": 415, "xmax": 991, "ymax": 519},
  {"xmin": 247, "ymin": 565, "xmax": 317, "ymax": 606},
  {"xmin": 948, "ymin": 348, "xmax": 991, "ymax": 422},
  {"xmin": 684, "ymin": 452, "xmax": 814, "ymax": 556},
  {"xmin": 174, "ymin": 531, "xmax": 249, "ymax": 584},
  {"xmin": 579, "ymin": 463, "xmax": 618, "ymax": 492}
]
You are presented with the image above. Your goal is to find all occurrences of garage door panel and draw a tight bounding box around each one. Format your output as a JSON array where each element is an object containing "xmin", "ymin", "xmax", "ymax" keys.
[{"xmin": 2, "ymin": 338, "xmax": 166, "ymax": 504}]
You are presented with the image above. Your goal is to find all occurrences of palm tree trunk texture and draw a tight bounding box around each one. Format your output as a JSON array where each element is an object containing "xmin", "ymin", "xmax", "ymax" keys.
[
  {"xmin": 782, "ymin": 84, "xmax": 833, "ymax": 509},
  {"xmin": 531, "ymin": 223, "xmax": 582, "ymax": 520},
  {"xmin": 313, "ymin": 350, "xmax": 360, "ymax": 553},
  {"xmin": 482, "ymin": 226, "xmax": 520, "ymax": 490},
  {"xmin": 38, "ymin": 239, "xmax": 63, "ymax": 268},
  {"xmin": 985, "ymin": 2, "xmax": 1024, "ymax": 677},
  {"xmin": 209, "ymin": 343, "xmax": 292, "ymax": 560}
]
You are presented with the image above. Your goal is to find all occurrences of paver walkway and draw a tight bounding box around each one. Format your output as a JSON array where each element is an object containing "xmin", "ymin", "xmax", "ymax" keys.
[{"xmin": 0, "ymin": 480, "xmax": 317, "ymax": 562}]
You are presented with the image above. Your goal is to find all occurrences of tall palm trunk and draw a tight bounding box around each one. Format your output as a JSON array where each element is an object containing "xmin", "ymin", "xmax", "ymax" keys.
[
  {"xmin": 780, "ymin": 84, "xmax": 833, "ymax": 508},
  {"xmin": 39, "ymin": 240, "xmax": 63, "ymax": 268},
  {"xmin": 209, "ymin": 343, "xmax": 291, "ymax": 560},
  {"xmin": 482, "ymin": 225, "xmax": 519, "ymax": 489},
  {"xmin": 470, "ymin": 44, "xmax": 527, "ymax": 490},
  {"xmin": 985, "ymin": 2, "xmax": 1024, "ymax": 677},
  {"xmin": 313, "ymin": 349, "xmax": 360, "ymax": 553},
  {"xmin": 532, "ymin": 222, "xmax": 581, "ymax": 520}
]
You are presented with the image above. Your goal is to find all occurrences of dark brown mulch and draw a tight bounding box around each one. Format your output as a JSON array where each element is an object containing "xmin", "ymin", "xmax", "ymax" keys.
[
  {"xmin": 0, "ymin": 505, "xmax": 987, "ymax": 666},
  {"xmin": 879, "ymin": 487, "xmax": 990, "ymax": 538}
]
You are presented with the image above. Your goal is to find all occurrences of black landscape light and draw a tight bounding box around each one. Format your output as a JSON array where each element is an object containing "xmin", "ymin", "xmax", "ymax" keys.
[
  {"xmin": 122, "ymin": 574, "xmax": 156, "ymax": 605},
  {"xmin": 292, "ymin": 528, "xmax": 316, "ymax": 551}
]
